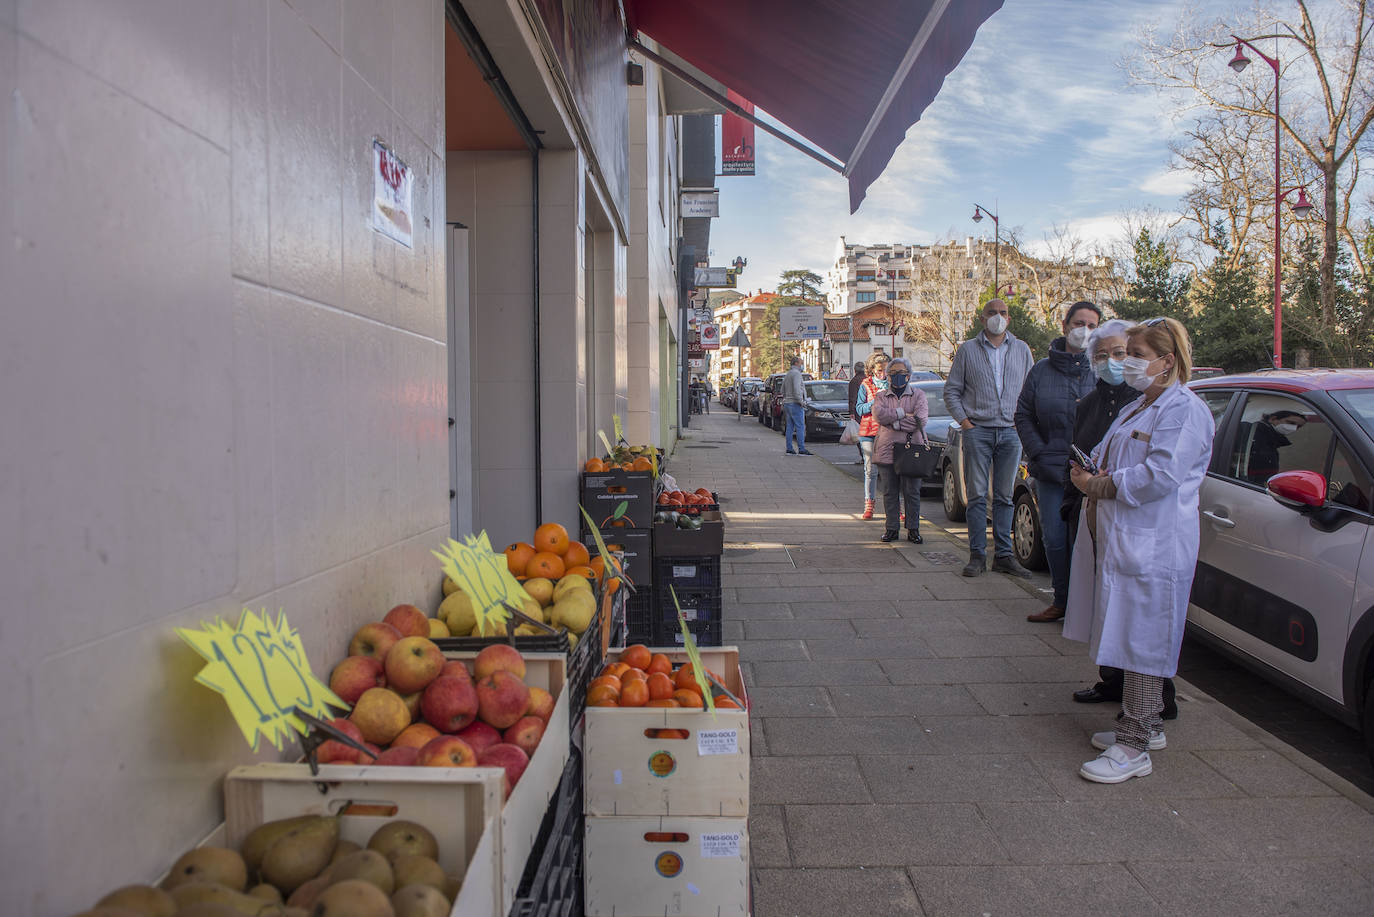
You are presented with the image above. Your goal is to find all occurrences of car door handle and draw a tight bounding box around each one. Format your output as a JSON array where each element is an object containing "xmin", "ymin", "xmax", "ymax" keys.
[{"xmin": 1202, "ymin": 510, "xmax": 1236, "ymax": 529}]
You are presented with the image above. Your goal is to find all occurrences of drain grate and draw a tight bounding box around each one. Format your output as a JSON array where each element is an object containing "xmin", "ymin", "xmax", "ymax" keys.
[{"xmin": 920, "ymin": 551, "xmax": 962, "ymax": 565}]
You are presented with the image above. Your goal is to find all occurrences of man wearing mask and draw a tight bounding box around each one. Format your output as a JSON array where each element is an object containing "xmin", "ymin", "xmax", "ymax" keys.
[
  {"xmin": 782, "ymin": 355, "xmax": 811, "ymax": 455},
  {"xmin": 944, "ymin": 299, "xmax": 1035, "ymax": 577}
]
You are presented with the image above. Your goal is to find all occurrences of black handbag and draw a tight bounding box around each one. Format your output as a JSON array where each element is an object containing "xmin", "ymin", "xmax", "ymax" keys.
[{"xmin": 894, "ymin": 431, "xmax": 937, "ymax": 478}]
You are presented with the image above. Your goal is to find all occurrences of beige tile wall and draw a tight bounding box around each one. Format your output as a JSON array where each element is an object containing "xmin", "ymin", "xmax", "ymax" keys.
[{"xmin": 1, "ymin": 1, "xmax": 449, "ymax": 912}]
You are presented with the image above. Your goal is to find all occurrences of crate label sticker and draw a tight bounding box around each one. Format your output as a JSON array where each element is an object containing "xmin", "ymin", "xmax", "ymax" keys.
[
  {"xmin": 697, "ymin": 729, "xmax": 739, "ymax": 756},
  {"xmin": 673, "ymin": 565, "xmax": 697, "ymax": 578},
  {"xmin": 655, "ymin": 851, "xmax": 684, "ymax": 878},
  {"xmin": 681, "ymin": 607, "xmax": 699, "ymax": 621},
  {"xmin": 648, "ymin": 750, "xmax": 677, "ymax": 778},
  {"xmin": 700, "ymin": 833, "xmax": 741, "ymax": 858}
]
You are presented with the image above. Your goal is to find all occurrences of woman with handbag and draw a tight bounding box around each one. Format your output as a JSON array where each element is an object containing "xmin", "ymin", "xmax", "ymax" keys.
[
  {"xmin": 871, "ymin": 357, "xmax": 931, "ymax": 544},
  {"xmin": 852, "ymin": 352, "xmax": 890, "ymax": 519}
]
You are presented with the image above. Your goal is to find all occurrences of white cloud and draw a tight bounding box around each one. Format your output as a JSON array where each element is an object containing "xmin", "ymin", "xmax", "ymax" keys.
[{"xmin": 1140, "ymin": 169, "xmax": 1194, "ymax": 196}]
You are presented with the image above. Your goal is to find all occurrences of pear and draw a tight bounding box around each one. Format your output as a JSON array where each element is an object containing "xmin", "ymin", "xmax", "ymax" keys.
[
  {"xmin": 552, "ymin": 590, "xmax": 595, "ymax": 634},
  {"xmin": 551, "ymin": 575, "xmax": 591, "ymax": 604},
  {"xmin": 367, "ymin": 821, "xmax": 438, "ymax": 862},
  {"xmin": 312, "ymin": 879, "xmax": 393, "ymax": 917},
  {"xmin": 69, "ymin": 909, "xmax": 146, "ymax": 917},
  {"xmin": 261, "ymin": 816, "xmax": 340, "ymax": 894},
  {"xmin": 168, "ymin": 906, "xmax": 243, "ymax": 917},
  {"xmin": 443, "ymin": 877, "xmax": 463, "ymax": 902},
  {"xmin": 438, "ymin": 590, "xmax": 477, "ymax": 635},
  {"xmin": 161, "ymin": 847, "xmax": 248, "ymax": 892},
  {"xmin": 392, "ymin": 884, "xmax": 450, "ymax": 917},
  {"xmin": 325, "ymin": 849, "xmax": 394, "ymax": 895},
  {"xmin": 95, "ymin": 885, "xmax": 176, "ymax": 917},
  {"xmin": 241, "ymin": 814, "xmax": 320, "ymax": 875},
  {"xmin": 390, "ymin": 855, "xmax": 445, "ymax": 893},
  {"xmin": 329, "ymin": 839, "xmax": 363, "ymax": 865},
  {"xmin": 284, "ymin": 875, "xmax": 329, "ymax": 909},
  {"xmin": 166, "ymin": 882, "xmax": 265, "ymax": 915},
  {"xmin": 247, "ymin": 883, "xmax": 282, "ymax": 903},
  {"xmin": 442, "ymin": 577, "xmax": 460, "ymax": 596}
]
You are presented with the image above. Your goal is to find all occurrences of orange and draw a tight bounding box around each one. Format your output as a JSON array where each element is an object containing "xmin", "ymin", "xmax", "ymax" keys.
[
  {"xmin": 619, "ymin": 679, "xmax": 649, "ymax": 707},
  {"xmin": 585, "ymin": 458, "xmax": 608, "ymax": 472},
  {"xmin": 587, "ymin": 684, "xmax": 620, "ymax": 705},
  {"xmin": 602, "ymin": 662, "xmax": 631, "ymax": 680},
  {"xmin": 565, "ymin": 565, "xmax": 596, "ymax": 582},
  {"xmin": 621, "ymin": 668, "xmax": 648, "ymax": 683},
  {"xmin": 589, "ymin": 697, "xmax": 619, "ymax": 707},
  {"xmin": 621, "ymin": 645, "xmax": 652, "ymax": 671},
  {"xmin": 605, "ymin": 577, "xmax": 622, "ymax": 596},
  {"xmin": 647, "ymin": 653, "xmax": 672, "ymax": 676},
  {"xmin": 647, "ymin": 672, "xmax": 675, "ymax": 700},
  {"xmin": 672, "ymin": 689, "xmax": 704, "ymax": 709},
  {"xmin": 504, "ymin": 542, "xmax": 537, "ymax": 576},
  {"xmin": 534, "ymin": 522, "xmax": 570, "ymax": 555},
  {"xmin": 526, "ymin": 551, "xmax": 566, "ymax": 580},
  {"xmin": 590, "ymin": 675, "xmax": 621, "ymax": 693},
  {"xmin": 645, "ymin": 698, "xmax": 681, "ymax": 708},
  {"xmin": 673, "ymin": 664, "xmax": 704, "ymax": 695},
  {"xmin": 631, "ymin": 456, "xmax": 653, "ymax": 471},
  {"xmin": 562, "ymin": 542, "xmax": 591, "ymax": 568},
  {"xmin": 715, "ymin": 696, "xmax": 742, "ymax": 710},
  {"xmin": 589, "ymin": 556, "xmax": 606, "ymax": 582}
]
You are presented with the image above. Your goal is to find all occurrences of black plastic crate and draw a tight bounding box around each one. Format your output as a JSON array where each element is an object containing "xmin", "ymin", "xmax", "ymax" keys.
[
  {"xmin": 623, "ymin": 590, "xmax": 654, "ymax": 646},
  {"xmin": 652, "ymin": 585, "xmax": 723, "ymax": 646},
  {"xmin": 653, "ymin": 614, "xmax": 723, "ymax": 647},
  {"xmin": 653, "ymin": 555, "xmax": 721, "ymax": 591},
  {"xmin": 509, "ymin": 748, "xmax": 583, "ymax": 917}
]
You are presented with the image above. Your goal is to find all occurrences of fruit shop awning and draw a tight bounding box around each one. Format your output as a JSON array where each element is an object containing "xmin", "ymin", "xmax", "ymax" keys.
[{"xmin": 624, "ymin": 0, "xmax": 1004, "ymax": 212}]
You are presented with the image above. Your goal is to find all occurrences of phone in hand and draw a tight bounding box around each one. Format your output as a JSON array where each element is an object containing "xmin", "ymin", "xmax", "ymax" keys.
[{"xmin": 1070, "ymin": 444, "xmax": 1099, "ymax": 475}]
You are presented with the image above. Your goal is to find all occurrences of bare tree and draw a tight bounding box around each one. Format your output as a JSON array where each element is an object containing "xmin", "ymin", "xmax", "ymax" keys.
[{"xmin": 1008, "ymin": 225, "xmax": 1119, "ymax": 322}]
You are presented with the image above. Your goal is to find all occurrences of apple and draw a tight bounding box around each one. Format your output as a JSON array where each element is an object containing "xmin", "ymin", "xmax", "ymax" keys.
[
  {"xmin": 384, "ymin": 603, "xmax": 431, "ymax": 638},
  {"xmin": 440, "ymin": 660, "xmax": 472, "ymax": 683},
  {"xmin": 503, "ymin": 715, "xmax": 546, "ymax": 758},
  {"xmin": 350, "ymin": 687, "xmax": 411, "ymax": 745},
  {"xmin": 317, "ymin": 718, "xmax": 367, "ymax": 764},
  {"xmin": 455, "ymin": 720, "xmax": 502, "ymax": 757},
  {"xmin": 525, "ymin": 686, "xmax": 554, "ymax": 721},
  {"xmin": 385, "ymin": 636, "xmax": 445, "ymax": 693},
  {"xmin": 400, "ymin": 690, "xmax": 422, "ymax": 724},
  {"xmin": 421, "ymin": 675, "xmax": 480, "ymax": 733},
  {"xmin": 329, "ymin": 655, "xmax": 386, "ymax": 706},
  {"xmin": 392, "ymin": 722, "xmax": 440, "ymax": 750},
  {"xmin": 476, "ymin": 670, "xmax": 530, "ymax": 730},
  {"xmin": 478, "ymin": 743, "xmax": 530, "ymax": 796},
  {"xmin": 473, "ymin": 644, "xmax": 526, "ymax": 681},
  {"xmin": 416, "ymin": 735, "xmax": 478, "ymax": 767},
  {"xmin": 348, "ymin": 621, "xmax": 403, "ymax": 662},
  {"xmin": 373, "ymin": 746, "xmax": 420, "ymax": 766}
]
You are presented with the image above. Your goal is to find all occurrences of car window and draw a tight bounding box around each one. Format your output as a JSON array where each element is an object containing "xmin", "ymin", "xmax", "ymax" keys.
[
  {"xmin": 1328, "ymin": 440, "xmax": 1374, "ymax": 513},
  {"xmin": 917, "ymin": 382, "xmax": 948, "ymax": 417},
  {"xmin": 806, "ymin": 381, "xmax": 848, "ymax": 401},
  {"xmin": 1331, "ymin": 388, "xmax": 1374, "ymax": 440},
  {"xmin": 1197, "ymin": 390, "xmax": 1233, "ymax": 426},
  {"xmin": 1228, "ymin": 393, "xmax": 1332, "ymax": 486}
]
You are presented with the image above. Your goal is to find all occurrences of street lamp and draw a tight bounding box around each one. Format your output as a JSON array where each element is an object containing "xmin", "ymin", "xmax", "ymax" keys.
[
  {"xmin": 1226, "ymin": 35, "xmax": 1315, "ymax": 368},
  {"xmin": 971, "ymin": 204, "xmax": 1000, "ymax": 295}
]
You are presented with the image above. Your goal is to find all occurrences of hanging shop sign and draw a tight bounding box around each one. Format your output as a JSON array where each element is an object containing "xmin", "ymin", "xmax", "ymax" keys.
[
  {"xmin": 693, "ymin": 267, "xmax": 736, "ymax": 288},
  {"xmin": 721, "ymin": 89, "xmax": 755, "ymax": 176},
  {"xmin": 680, "ymin": 188, "xmax": 720, "ymax": 218},
  {"xmin": 688, "ymin": 357, "xmax": 705, "ymax": 370},
  {"xmin": 372, "ymin": 140, "xmax": 414, "ymax": 248},
  {"xmin": 779, "ymin": 305, "xmax": 824, "ymax": 341},
  {"xmin": 700, "ymin": 323, "xmax": 720, "ymax": 350}
]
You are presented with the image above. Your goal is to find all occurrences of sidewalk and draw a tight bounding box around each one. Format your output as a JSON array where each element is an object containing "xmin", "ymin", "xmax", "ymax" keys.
[{"xmin": 668, "ymin": 412, "xmax": 1374, "ymax": 917}]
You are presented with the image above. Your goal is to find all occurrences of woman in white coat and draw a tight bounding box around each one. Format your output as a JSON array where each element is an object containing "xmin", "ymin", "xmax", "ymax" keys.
[{"xmin": 1064, "ymin": 318, "xmax": 1214, "ymax": 783}]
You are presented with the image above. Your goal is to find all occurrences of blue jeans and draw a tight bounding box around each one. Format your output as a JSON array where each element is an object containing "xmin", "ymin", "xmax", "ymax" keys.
[
  {"xmin": 1033, "ymin": 478, "xmax": 1069, "ymax": 607},
  {"xmin": 783, "ymin": 403, "xmax": 806, "ymax": 452},
  {"xmin": 860, "ymin": 437, "xmax": 877, "ymax": 499},
  {"xmin": 963, "ymin": 425, "xmax": 1021, "ymax": 558}
]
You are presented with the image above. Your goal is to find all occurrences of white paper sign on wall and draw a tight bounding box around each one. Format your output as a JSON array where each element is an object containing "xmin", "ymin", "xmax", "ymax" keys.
[{"xmin": 372, "ymin": 139, "xmax": 413, "ymax": 249}]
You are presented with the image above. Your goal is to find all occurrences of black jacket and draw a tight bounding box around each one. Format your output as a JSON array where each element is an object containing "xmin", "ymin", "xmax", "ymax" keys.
[
  {"xmin": 1062, "ymin": 377, "xmax": 1137, "ymax": 521},
  {"xmin": 1013, "ymin": 338, "xmax": 1094, "ymax": 484}
]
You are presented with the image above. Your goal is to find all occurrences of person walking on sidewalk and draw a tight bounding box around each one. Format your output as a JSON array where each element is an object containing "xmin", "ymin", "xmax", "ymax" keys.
[
  {"xmin": 853, "ymin": 353, "xmax": 890, "ymax": 518},
  {"xmin": 871, "ymin": 358, "xmax": 929, "ymax": 544},
  {"xmin": 944, "ymin": 298, "xmax": 1035, "ymax": 578},
  {"xmin": 782, "ymin": 356, "xmax": 811, "ymax": 455},
  {"xmin": 847, "ymin": 361, "xmax": 867, "ymax": 465},
  {"xmin": 1065, "ymin": 318, "xmax": 1214, "ymax": 784},
  {"xmin": 1015, "ymin": 301, "xmax": 1100, "ymax": 622}
]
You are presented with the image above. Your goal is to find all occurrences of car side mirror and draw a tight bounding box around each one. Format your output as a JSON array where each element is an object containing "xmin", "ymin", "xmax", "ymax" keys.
[{"xmin": 1267, "ymin": 470, "xmax": 1327, "ymax": 513}]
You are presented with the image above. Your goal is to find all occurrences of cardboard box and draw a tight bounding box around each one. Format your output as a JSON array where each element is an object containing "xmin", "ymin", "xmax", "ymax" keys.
[
  {"xmin": 581, "ymin": 470, "xmax": 655, "ymax": 529},
  {"xmin": 584, "ymin": 815, "xmax": 750, "ymax": 917},
  {"xmin": 586, "ymin": 527, "xmax": 652, "ymax": 591},
  {"xmin": 652, "ymin": 511, "xmax": 724, "ymax": 557}
]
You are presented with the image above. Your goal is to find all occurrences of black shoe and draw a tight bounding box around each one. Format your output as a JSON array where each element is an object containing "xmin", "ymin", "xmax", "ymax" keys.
[
  {"xmin": 991, "ymin": 556, "xmax": 1032, "ymax": 579},
  {"xmin": 1163, "ymin": 703, "xmax": 1179, "ymax": 721},
  {"xmin": 799, "ymin": 450, "xmax": 814, "ymax": 455},
  {"xmin": 907, "ymin": 530, "xmax": 923, "ymax": 544},
  {"xmin": 785, "ymin": 450, "xmax": 796, "ymax": 455},
  {"xmin": 880, "ymin": 530, "xmax": 899, "ymax": 543},
  {"xmin": 961, "ymin": 555, "xmax": 986, "ymax": 577},
  {"xmin": 1072, "ymin": 685, "xmax": 1119, "ymax": 704}
]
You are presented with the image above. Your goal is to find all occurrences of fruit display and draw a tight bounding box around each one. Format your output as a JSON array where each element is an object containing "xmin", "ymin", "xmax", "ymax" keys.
[
  {"xmin": 584, "ymin": 442, "xmax": 660, "ymax": 473},
  {"xmin": 654, "ymin": 486, "xmax": 717, "ymax": 517},
  {"xmin": 583, "ymin": 644, "xmax": 741, "ymax": 710}
]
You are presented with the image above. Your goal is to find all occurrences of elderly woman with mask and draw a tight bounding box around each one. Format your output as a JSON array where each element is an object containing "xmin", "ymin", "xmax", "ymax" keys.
[{"xmin": 871, "ymin": 357, "xmax": 930, "ymax": 544}]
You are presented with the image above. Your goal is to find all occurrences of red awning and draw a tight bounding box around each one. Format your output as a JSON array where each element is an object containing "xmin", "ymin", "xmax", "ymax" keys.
[{"xmin": 624, "ymin": 0, "xmax": 1003, "ymax": 212}]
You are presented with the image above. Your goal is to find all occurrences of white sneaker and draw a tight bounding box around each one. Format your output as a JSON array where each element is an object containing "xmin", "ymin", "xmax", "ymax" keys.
[
  {"xmin": 1091, "ymin": 730, "xmax": 1165, "ymax": 751},
  {"xmin": 1079, "ymin": 744, "xmax": 1153, "ymax": 784}
]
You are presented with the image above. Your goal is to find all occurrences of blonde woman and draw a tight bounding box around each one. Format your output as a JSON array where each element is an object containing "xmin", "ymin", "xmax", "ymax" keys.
[{"xmin": 1064, "ymin": 318, "xmax": 1214, "ymax": 784}]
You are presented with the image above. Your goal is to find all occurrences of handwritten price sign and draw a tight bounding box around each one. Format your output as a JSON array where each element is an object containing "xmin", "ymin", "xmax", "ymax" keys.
[
  {"xmin": 432, "ymin": 532, "xmax": 528, "ymax": 635},
  {"xmin": 177, "ymin": 609, "xmax": 344, "ymax": 751}
]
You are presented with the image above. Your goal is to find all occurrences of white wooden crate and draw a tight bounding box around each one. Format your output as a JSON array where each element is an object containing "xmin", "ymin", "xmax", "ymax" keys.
[
  {"xmin": 584, "ymin": 815, "xmax": 750, "ymax": 917},
  {"xmin": 224, "ymin": 763, "xmax": 503, "ymax": 917},
  {"xmin": 584, "ymin": 647, "xmax": 749, "ymax": 817}
]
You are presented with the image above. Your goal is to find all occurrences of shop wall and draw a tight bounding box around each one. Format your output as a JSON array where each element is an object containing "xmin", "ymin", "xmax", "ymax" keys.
[{"xmin": 0, "ymin": 1, "xmax": 448, "ymax": 913}]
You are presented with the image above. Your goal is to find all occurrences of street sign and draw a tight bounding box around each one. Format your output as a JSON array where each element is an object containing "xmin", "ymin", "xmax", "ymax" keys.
[
  {"xmin": 727, "ymin": 327, "xmax": 750, "ymax": 348},
  {"xmin": 689, "ymin": 357, "xmax": 705, "ymax": 370},
  {"xmin": 700, "ymin": 323, "xmax": 720, "ymax": 350},
  {"xmin": 693, "ymin": 266, "xmax": 735, "ymax": 288},
  {"xmin": 680, "ymin": 189, "xmax": 720, "ymax": 218},
  {"xmin": 779, "ymin": 305, "xmax": 824, "ymax": 341}
]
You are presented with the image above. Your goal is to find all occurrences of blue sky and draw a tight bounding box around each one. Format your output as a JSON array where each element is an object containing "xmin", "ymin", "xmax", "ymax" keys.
[{"xmin": 709, "ymin": 0, "xmax": 1203, "ymax": 292}]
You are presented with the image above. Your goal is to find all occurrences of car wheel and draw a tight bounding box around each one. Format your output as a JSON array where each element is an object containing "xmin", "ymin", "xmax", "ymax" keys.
[
  {"xmin": 942, "ymin": 462, "xmax": 966, "ymax": 522},
  {"xmin": 1013, "ymin": 489, "xmax": 1047, "ymax": 571}
]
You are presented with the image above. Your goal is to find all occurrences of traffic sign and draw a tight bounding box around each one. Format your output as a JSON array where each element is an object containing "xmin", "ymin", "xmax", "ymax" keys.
[
  {"xmin": 727, "ymin": 327, "xmax": 750, "ymax": 348},
  {"xmin": 779, "ymin": 305, "xmax": 824, "ymax": 341}
]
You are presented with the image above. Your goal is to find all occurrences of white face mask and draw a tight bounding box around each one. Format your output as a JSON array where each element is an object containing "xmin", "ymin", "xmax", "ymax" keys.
[
  {"xmin": 1066, "ymin": 326, "xmax": 1092, "ymax": 350},
  {"xmin": 985, "ymin": 314, "xmax": 1008, "ymax": 335},
  {"xmin": 1274, "ymin": 422, "xmax": 1299, "ymax": 435},
  {"xmin": 1122, "ymin": 355, "xmax": 1162, "ymax": 391}
]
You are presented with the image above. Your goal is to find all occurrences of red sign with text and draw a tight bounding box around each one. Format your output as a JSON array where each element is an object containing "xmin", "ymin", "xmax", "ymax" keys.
[{"xmin": 721, "ymin": 90, "xmax": 755, "ymax": 176}]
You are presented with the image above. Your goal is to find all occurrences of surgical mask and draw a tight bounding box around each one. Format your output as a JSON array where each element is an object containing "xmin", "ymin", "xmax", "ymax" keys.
[
  {"xmin": 1122, "ymin": 355, "xmax": 1160, "ymax": 391},
  {"xmin": 985, "ymin": 314, "xmax": 1008, "ymax": 335},
  {"xmin": 1066, "ymin": 326, "xmax": 1092, "ymax": 350},
  {"xmin": 1274, "ymin": 422, "xmax": 1299, "ymax": 435},
  {"xmin": 889, "ymin": 372, "xmax": 909, "ymax": 390},
  {"xmin": 1095, "ymin": 358, "xmax": 1124, "ymax": 385}
]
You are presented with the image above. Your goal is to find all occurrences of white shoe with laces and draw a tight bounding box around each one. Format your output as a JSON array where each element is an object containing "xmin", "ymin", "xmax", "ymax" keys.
[
  {"xmin": 1079, "ymin": 744, "xmax": 1153, "ymax": 784},
  {"xmin": 1091, "ymin": 729, "xmax": 1165, "ymax": 751}
]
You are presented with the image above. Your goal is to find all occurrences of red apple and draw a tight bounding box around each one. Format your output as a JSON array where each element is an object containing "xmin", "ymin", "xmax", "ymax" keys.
[
  {"xmin": 525, "ymin": 686, "xmax": 554, "ymax": 721},
  {"xmin": 329, "ymin": 655, "xmax": 386, "ymax": 706},
  {"xmin": 421, "ymin": 675, "xmax": 480, "ymax": 733},
  {"xmin": 476, "ymin": 671, "xmax": 530, "ymax": 730},
  {"xmin": 455, "ymin": 720, "xmax": 502, "ymax": 757},
  {"xmin": 373, "ymin": 746, "xmax": 420, "ymax": 766},
  {"xmin": 385, "ymin": 636, "xmax": 445, "ymax": 694},
  {"xmin": 478, "ymin": 743, "xmax": 530, "ymax": 796},
  {"xmin": 440, "ymin": 660, "xmax": 472, "ymax": 683},
  {"xmin": 384, "ymin": 603, "xmax": 430, "ymax": 638},
  {"xmin": 348, "ymin": 621, "xmax": 403, "ymax": 661},
  {"xmin": 416, "ymin": 735, "xmax": 478, "ymax": 767},
  {"xmin": 392, "ymin": 722, "xmax": 440, "ymax": 750},
  {"xmin": 503, "ymin": 715, "xmax": 546, "ymax": 758},
  {"xmin": 473, "ymin": 644, "xmax": 526, "ymax": 681},
  {"xmin": 317, "ymin": 718, "xmax": 367, "ymax": 764}
]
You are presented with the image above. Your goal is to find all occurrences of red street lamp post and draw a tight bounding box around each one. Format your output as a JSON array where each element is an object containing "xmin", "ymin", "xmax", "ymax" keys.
[{"xmin": 1226, "ymin": 36, "xmax": 1315, "ymax": 368}]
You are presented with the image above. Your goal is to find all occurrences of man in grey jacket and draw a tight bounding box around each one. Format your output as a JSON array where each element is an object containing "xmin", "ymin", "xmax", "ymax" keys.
[
  {"xmin": 782, "ymin": 356, "xmax": 811, "ymax": 455},
  {"xmin": 944, "ymin": 299, "xmax": 1035, "ymax": 577}
]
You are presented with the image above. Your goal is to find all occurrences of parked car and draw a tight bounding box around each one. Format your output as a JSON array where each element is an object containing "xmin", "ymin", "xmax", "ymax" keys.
[
  {"xmin": 1186, "ymin": 368, "xmax": 1374, "ymax": 766},
  {"xmin": 940, "ymin": 415, "xmax": 1045, "ymax": 572},
  {"xmin": 759, "ymin": 371, "xmax": 814, "ymax": 429},
  {"xmin": 800, "ymin": 380, "xmax": 853, "ymax": 441},
  {"xmin": 727, "ymin": 377, "xmax": 760, "ymax": 411},
  {"xmin": 741, "ymin": 379, "xmax": 765, "ymax": 415},
  {"xmin": 1192, "ymin": 366, "xmax": 1227, "ymax": 380}
]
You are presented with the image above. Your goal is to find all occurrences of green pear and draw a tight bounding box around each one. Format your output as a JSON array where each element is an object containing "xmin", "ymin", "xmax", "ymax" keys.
[
  {"xmin": 312, "ymin": 879, "xmax": 393, "ymax": 917},
  {"xmin": 168, "ymin": 905, "xmax": 243, "ymax": 917},
  {"xmin": 241, "ymin": 815, "xmax": 320, "ymax": 875},
  {"xmin": 166, "ymin": 882, "xmax": 265, "ymax": 915},
  {"xmin": 68, "ymin": 908, "xmax": 146, "ymax": 917},
  {"xmin": 438, "ymin": 590, "xmax": 476, "ymax": 635},
  {"xmin": 161, "ymin": 847, "xmax": 248, "ymax": 892},
  {"xmin": 325, "ymin": 849, "xmax": 394, "ymax": 895},
  {"xmin": 260, "ymin": 816, "xmax": 340, "ymax": 894},
  {"xmin": 284, "ymin": 875, "xmax": 329, "ymax": 909},
  {"xmin": 367, "ymin": 821, "xmax": 437, "ymax": 862},
  {"xmin": 392, "ymin": 884, "xmax": 450, "ymax": 917},
  {"xmin": 329, "ymin": 839, "xmax": 363, "ymax": 865},
  {"xmin": 95, "ymin": 884, "xmax": 176, "ymax": 917},
  {"xmin": 247, "ymin": 883, "xmax": 282, "ymax": 903},
  {"xmin": 390, "ymin": 855, "xmax": 445, "ymax": 894}
]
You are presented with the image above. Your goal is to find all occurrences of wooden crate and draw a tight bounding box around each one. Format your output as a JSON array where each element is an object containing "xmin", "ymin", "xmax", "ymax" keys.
[
  {"xmin": 583, "ymin": 815, "xmax": 750, "ymax": 917},
  {"xmin": 224, "ymin": 764, "xmax": 504, "ymax": 917},
  {"xmin": 583, "ymin": 647, "xmax": 749, "ymax": 817}
]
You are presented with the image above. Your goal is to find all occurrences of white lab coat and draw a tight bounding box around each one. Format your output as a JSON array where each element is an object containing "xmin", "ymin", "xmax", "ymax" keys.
[{"xmin": 1062, "ymin": 381, "xmax": 1215, "ymax": 677}]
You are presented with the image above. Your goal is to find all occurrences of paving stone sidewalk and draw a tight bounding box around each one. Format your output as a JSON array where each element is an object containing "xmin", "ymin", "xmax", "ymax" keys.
[{"xmin": 669, "ymin": 412, "xmax": 1374, "ymax": 917}]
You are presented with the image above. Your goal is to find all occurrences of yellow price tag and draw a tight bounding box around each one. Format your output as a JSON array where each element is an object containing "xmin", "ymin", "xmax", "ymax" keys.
[
  {"xmin": 668, "ymin": 586, "xmax": 715, "ymax": 717},
  {"xmin": 177, "ymin": 609, "xmax": 345, "ymax": 752},
  {"xmin": 432, "ymin": 532, "xmax": 527, "ymax": 635}
]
